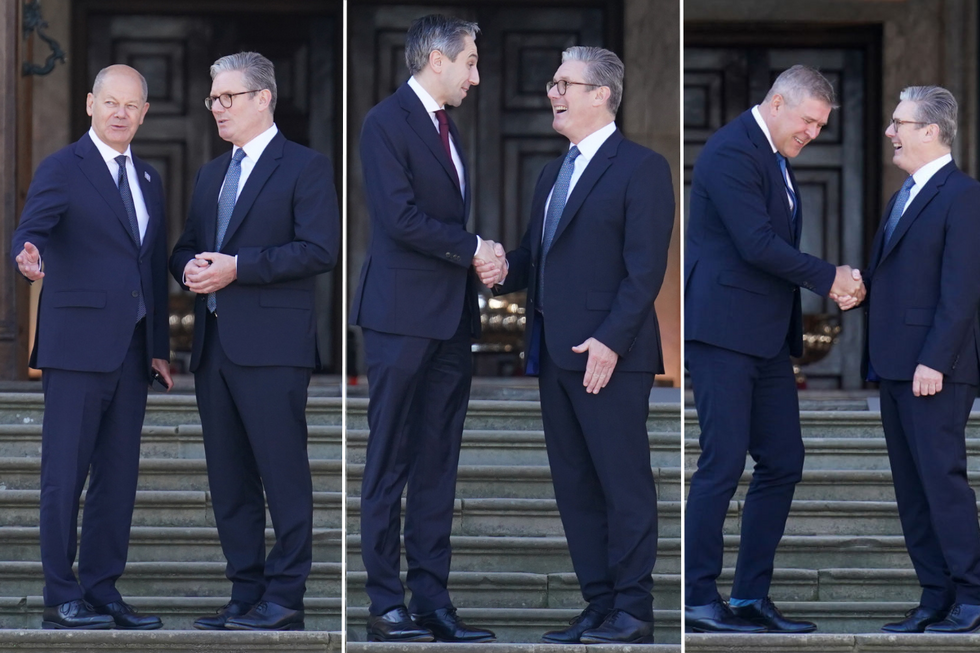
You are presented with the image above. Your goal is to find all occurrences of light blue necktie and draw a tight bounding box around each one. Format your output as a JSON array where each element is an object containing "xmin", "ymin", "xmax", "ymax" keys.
[
  {"xmin": 208, "ymin": 148, "xmax": 246, "ymax": 313},
  {"xmin": 775, "ymin": 152, "xmax": 797, "ymax": 221},
  {"xmin": 883, "ymin": 176, "xmax": 916, "ymax": 245},
  {"xmin": 115, "ymin": 155, "xmax": 146, "ymax": 322},
  {"xmin": 538, "ymin": 146, "xmax": 580, "ymax": 311}
]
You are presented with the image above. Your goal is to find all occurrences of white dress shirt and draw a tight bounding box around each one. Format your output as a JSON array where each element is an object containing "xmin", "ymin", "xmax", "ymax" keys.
[
  {"xmin": 542, "ymin": 121, "xmax": 617, "ymax": 242},
  {"xmin": 221, "ymin": 123, "xmax": 279, "ymax": 200},
  {"xmin": 904, "ymin": 153, "xmax": 953, "ymax": 213},
  {"xmin": 88, "ymin": 127, "xmax": 150, "ymax": 242},
  {"xmin": 751, "ymin": 105, "xmax": 796, "ymax": 214}
]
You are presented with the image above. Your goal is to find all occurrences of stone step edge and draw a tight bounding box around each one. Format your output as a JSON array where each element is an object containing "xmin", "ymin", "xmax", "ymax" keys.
[
  {"xmin": 0, "ymin": 630, "xmax": 341, "ymax": 652},
  {"xmin": 348, "ymin": 644, "xmax": 680, "ymax": 652},
  {"xmin": 0, "ymin": 595, "xmax": 340, "ymax": 610},
  {"xmin": 684, "ymin": 633, "xmax": 980, "ymax": 653}
]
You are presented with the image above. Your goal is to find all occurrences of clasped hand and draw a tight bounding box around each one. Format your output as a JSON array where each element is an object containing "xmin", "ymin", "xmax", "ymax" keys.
[
  {"xmin": 473, "ymin": 239, "xmax": 507, "ymax": 288},
  {"xmin": 829, "ymin": 265, "xmax": 866, "ymax": 311},
  {"xmin": 183, "ymin": 252, "xmax": 237, "ymax": 294}
]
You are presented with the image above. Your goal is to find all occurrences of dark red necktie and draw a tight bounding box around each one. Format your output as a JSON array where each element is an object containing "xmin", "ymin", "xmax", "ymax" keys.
[{"xmin": 434, "ymin": 109, "xmax": 460, "ymax": 188}]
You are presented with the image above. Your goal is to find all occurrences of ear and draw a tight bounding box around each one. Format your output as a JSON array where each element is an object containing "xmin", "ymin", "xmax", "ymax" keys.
[
  {"xmin": 257, "ymin": 89, "xmax": 273, "ymax": 112},
  {"xmin": 922, "ymin": 123, "xmax": 939, "ymax": 143},
  {"xmin": 769, "ymin": 93, "xmax": 785, "ymax": 115},
  {"xmin": 86, "ymin": 93, "xmax": 95, "ymax": 117},
  {"xmin": 592, "ymin": 85, "xmax": 611, "ymax": 109},
  {"xmin": 138, "ymin": 102, "xmax": 150, "ymax": 125},
  {"xmin": 428, "ymin": 49, "xmax": 443, "ymax": 73}
]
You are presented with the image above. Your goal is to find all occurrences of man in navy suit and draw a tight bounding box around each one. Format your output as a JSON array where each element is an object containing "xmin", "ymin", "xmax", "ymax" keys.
[
  {"xmin": 861, "ymin": 87, "xmax": 980, "ymax": 634},
  {"xmin": 11, "ymin": 64, "xmax": 172, "ymax": 630},
  {"xmin": 478, "ymin": 46, "xmax": 673, "ymax": 644},
  {"xmin": 351, "ymin": 14, "xmax": 497, "ymax": 643},
  {"xmin": 169, "ymin": 52, "xmax": 339, "ymax": 631},
  {"xmin": 684, "ymin": 65, "xmax": 865, "ymax": 633}
]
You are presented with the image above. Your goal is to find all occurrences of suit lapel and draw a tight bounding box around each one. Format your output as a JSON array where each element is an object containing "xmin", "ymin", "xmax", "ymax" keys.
[
  {"xmin": 219, "ymin": 132, "xmax": 284, "ymax": 250},
  {"xmin": 399, "ymin": 84, "xmax": 463, "ymax": 200},
  {"xmin": 867, "ymin": 194, "xmax": 896, "ymax": 273},
  {"xmin": 878, "ymin": 163, "xmax": 954, "ymax": 265},
  {"xmin": 447, "ymin": 113, "xmax": 468, "ymax": 212},
  {"xmin": 531, "ymin": 157, "xmax": 564, "ymax": 261},
  {"xmin": 74, "ymin": 134, "xmax": 137, "ymax": 245},
  {"xmin": 204, "ymin": 152, "xmax": 229, "ymax": 250},
  {"xmin": 132, "ymin": 156, "xmax": 159, "ymax": 254},
  {"xmin": 550, "ymin": 131, "xmax": 620, "ymax": 246},
  {"xmin": 742, "ymin": 112, "xmax": 795, "ymax": 241}
]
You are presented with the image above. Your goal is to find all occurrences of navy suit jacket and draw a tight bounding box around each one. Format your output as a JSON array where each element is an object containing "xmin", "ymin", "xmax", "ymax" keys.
[
  {"xmin": 169, "ymin": 130, "xmax": 339, "ymax": 371},
  {"xmin": 350, "ymin": 82, "xmax": 481, "ymax": 340},
  {"xmin": 11, "ymin": 133, "xmax": 169, "ymax": 374},
  {"xmin": 865, "ymin": 161, "xmax": 980, "ymax": 384},
  {"xmin": 685, "ymin": 110, "xmax": 836, "ymax": 358},
  {"xmin": 496, "ymin": 129, "xmax": 674, "ymax": 374}
]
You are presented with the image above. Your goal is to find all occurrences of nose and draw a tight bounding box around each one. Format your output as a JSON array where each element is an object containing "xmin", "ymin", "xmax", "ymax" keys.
[
  {"xmin": 806, "ymin": 123, "xmax": 820, "ymax": 140},
  {"xmin": 470, "ymin": 65, "xmax": 480, "ymax": 86},
  {"xmin": 114, "ymin": 103, "xmax": 128, "ymax": 118},
  {"xmin": 211, "ymin": 101, "xmax": 225, "ymax": 114},
  {"xmin": 885, "ymin": 122, "xmax": 896, "ymax": 138},
  {"xmin": 547, "ymin": 84, "xmax": 560, "ymax": 100}
]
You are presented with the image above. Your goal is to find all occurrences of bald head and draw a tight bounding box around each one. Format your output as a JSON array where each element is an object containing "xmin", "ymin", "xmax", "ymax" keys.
[{"xmin": 87, "ymin": 64, "xmax": 150, "ymax": 153}]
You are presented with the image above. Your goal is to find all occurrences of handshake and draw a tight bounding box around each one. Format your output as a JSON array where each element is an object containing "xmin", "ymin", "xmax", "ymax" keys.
[
  {"xmin": 473, "ymin": 238, "xmax": 508, "ymax": 288},
  {"xmin": 830, "ymin": 265, "xmax": 866, "ymax": 310}
]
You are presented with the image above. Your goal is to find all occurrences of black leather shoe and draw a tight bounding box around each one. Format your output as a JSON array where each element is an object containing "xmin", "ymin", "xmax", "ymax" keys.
[
  {"xmin": 541, "ymin": 605, "xmax": 610, "ymax": 643},
  {"xmin": 882, "ymin": 605, "xmax": 948, "ymax": 633},
  {"xmin": 414, "ymin": 607, "xmax": 496, "ymax": 643},
  {"xmin": 41, "ymin": 600, "xmax": 114, "ymax": 630},
  {"xmin": 580, "ymin": 609, "xmax": 654, "ymax": 644},
  {"xmin": 367, "ymin": 606, "xmax": 434, "ymax": 642},
  {"xmin": 225, "ymin": 601, "xmax": 304, "ymax": 631},
  {"xmin": 925, "ymin": 603, "xmax": 980, "ymax": 633},
  {"xmin": 731, "ymin": 597, "xmax": 816, "ymax": 633},
  {"xmin": 686, "ymin": 599, "xmax": 767, "ymax": 633},
  {"xmin": 92, "ymin": 601, "xmax": 162, "ymax": 630},
  {"xmin": 194, "ymin": 600, "xmax": 255, "ymax": 630}
]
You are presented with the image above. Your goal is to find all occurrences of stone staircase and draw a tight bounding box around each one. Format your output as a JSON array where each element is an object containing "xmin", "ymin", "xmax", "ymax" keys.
[
  {"xmin": 345, "ymin": 393, "xmax": 682, "ymax": 648},
  {"xmin": 685, "ymin": 394, "xmax": 980, "ymax": 652},
  {"xmin": 0, "ymin": 390, "xmax": 342, "ymax": 652}
]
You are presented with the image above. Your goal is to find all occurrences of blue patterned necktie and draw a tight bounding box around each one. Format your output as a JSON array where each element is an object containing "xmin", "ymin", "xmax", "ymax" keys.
[
  {"xmin": 208, "ymin": 148, "xmax": 246, "ymax": 313},
  {"xmin": 883, "ymin": 176, "xmax": 916, "ymax": 245},
  {"xmin": 538, "ymin": 146, "xmax": 580, "ymax": 311},
  {"xmin": 775, "ymin": 153, "xmax": 798, "ymax": 221},
  {"xmin": 114, "ymin": 154, "xmax": 146, "ymax": 321}
]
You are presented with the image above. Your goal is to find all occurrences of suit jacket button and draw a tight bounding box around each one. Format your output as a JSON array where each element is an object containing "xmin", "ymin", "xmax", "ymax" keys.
[
  {"xmin": 132, "ymin": 290, "xmax": 139, "ymax": 298},
  {"xmin": 446, "ymin": 252, "xmax": 452, "ymax": 258}
]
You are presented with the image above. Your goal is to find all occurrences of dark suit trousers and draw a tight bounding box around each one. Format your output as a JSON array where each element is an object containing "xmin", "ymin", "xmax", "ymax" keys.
[
  {"xmin": 195, "ymin": 312, "xmax": 313, "ymax": 610},
  {"xmin": 360, "ymin": 306, "xmax": 472, "ymax": 615},
  {"xmin": 39, "ymin": 323, "xmax": 147, "ymax": 607},
  {"xmin": 538, "ymin": 320, "xmax": 657, "ymax": 621},
  {"xmin": 880, "ymin": 379, "xmax": 980, "ymax": 607},
  {"xmin": 685, "ymin": 339, "xmax": 804, "ymax": 605}
]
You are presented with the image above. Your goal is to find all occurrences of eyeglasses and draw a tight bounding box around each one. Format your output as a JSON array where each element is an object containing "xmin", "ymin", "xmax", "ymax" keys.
[
  {"xmin": 546, "ymin": 79, "xmax": 599, "ymax": 96},
  {"xmin": 204, "ymin": 90, "xmax": 262, "ymax": 111},
  {"xmin": 890, "ymin": 118, "xmax": 928, "ymax": 130}
]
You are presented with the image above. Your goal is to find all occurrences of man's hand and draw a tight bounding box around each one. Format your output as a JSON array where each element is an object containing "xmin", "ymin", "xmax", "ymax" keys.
[
  {"xmin": 15, "ymin": 242, "xmax": 44, "ymax": 281},
  {"xmin": 830, "ymin": 266, "xmax": 866, "ymax": 310},
  {"xmin": 185, "ymin": 252, "xmax": 237, "ymax": 294},
  {"xmin": 151, "ymin": 358, "xmax": 174, "ymax": 391},
  {"xmin": 571, "ymin": 337, "xmax": 618, "ymax": 394},
  {"xmin": 474, "ymin": 239, "xmax": 507, "ymax": 288},
  {"xmin": 913, "ymin": 364, "xmax": 944, "ymax": 397}
]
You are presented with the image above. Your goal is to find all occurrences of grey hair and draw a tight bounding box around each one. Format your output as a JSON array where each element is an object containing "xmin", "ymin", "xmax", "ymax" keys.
[
  {"xmin": 900, "ymin": 85, "xmax": 958, "ymax": 147},
  {"xmin": 405, "ymin": 15, "xmax": 480, "ymax": 76},
  {"xmin": 763, "ymin": 64, "xmax": 839, "ymax": 110},
  {"xmin": 92, "ymin": 66, "xmax": 148, "ymax": 104},
  {"xmin": 210, "ymin": 52, "xmax": 278, "ymax": 114},
  {"xmin": 561, "ymin": 46, "xmax": 624, "ymax": 115}
]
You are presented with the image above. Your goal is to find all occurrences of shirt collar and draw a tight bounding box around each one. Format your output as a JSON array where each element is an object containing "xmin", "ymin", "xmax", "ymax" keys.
[
  {"xmin": 88, "ymin": 127, "xmax": 133, "ymax": 166},
  {"xmin": 408, "ymin": 76, "xmax": 444, "ymax": 114},
  {"xmin": 751, "ymin": 105, "xmax": 778, "ymax": 154},
  {"xmin": 911, "ymin": 152, "xmax": 953, "ymax": 189},
  {"xmin": 232, "ymin": 123, "xmax": 279, "ymax": 163},
  {"xmin": 569, "ymin": 121, "xmax": 617, "ymax": 162}
]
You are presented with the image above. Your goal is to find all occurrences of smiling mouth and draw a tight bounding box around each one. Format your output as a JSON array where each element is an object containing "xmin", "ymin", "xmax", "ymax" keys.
[{"xmin": 553, "ymin": 105, "xmax": 568, "ymax": 114}]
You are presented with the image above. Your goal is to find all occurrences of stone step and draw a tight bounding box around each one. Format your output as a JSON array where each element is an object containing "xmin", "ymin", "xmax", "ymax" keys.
[
  {"xmin": 347, "ymin": 398, "xmax": 681, "ymax": 433},
  {"xmin": 0, "ymin": 457, "xmax": 342, "ymax": 492},
  {"xmin": 0, "ymin": 490, "xmax": 341, "ymax": 528},
  {"xmin": 0, "ymin": 561, "xmax": 341, "ymax": 598},
  {"xmin": 686, "ymin": 436, "xmax": 980, "ymax": 471},
  {"xmin": 345, "ymin": 571, "xmax": 681, "ymax": 610},
  {"xmin": 348, "ymin": 645, "xmax": 680, "ymax": 653},
  {"xmin": 725, "ymin": 535, "xmax": 913, "ymax": 571},
  {"xmin": 0, "ymin": 526, "xmax": 342, "ymax": 562},
  {"xmin": 345, "ymin": 535, "xmax": 681, "ymax": 574},
  {"xmin": 345, "ymin": 497, "xmax": 679, "ymax": 538},
  {"xmin": 349, "ymin": 430, "xmax": 680, "ymax": 468},
  {"xmin": 0, "ymin": 630, "xmax": 341, "ymax": 652},
  {"xmin": 347, "ymin": 464, "xmax": 681, "ymax": 501},
  {"xmin": 0, "ymin": 423, "xmax": 343, "ymax": 460},
  {"xmin": 346, "ymin": 607, "xmax": 681, "ymax": 645},
  {"xmin": 685, "ymin": 632, "xmax": 980, "ymax": 653},
  {"xmin": 0, "ymin": 596, "xmax": 340, "ymax": 631},
  {"xmin": 718, "ymin": 567, "xmax": 919, "ymax": 603}
]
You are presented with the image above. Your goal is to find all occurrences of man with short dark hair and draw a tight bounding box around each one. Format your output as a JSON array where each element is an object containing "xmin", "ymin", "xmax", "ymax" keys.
[
  {"xmin": 866, "ymin": 86, "xmax": 980, "ymax": 634},
  {"xmin": 11, "ymin": 64, "xmax": 172, "ymax": 630},
  {"xmin": 170, "ymin": 51, "xmax": 339, "ymax": 631},
  {"xmin": 351, "ymin": 14, "xmax": 498, "ymax": 643}
]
